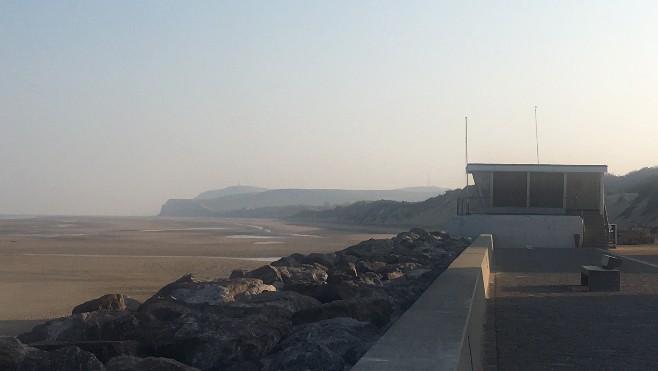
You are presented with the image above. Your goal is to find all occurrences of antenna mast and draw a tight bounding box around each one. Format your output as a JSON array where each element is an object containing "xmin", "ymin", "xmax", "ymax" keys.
[
  {"xmin": 534, "ymin": 106, "xmax": 540, "ymax": 164},
  {"xmin": 465, "ymin": 116, "xmax": 469, "ymax": 214}
]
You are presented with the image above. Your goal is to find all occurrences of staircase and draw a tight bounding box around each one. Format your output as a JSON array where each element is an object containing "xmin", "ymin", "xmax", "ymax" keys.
[{"xmin": 582, "ymin": 211, "xmax": 609, "ymax": 248}]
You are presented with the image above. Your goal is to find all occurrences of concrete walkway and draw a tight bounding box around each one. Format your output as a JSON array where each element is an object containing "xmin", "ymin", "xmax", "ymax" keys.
[{"xmin": 491, "ymin": 248, "xmax": 658, "ymax": 371}]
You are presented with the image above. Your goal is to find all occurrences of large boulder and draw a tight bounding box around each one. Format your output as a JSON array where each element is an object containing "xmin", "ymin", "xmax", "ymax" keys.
[
  {"xmin": 343, "ymin": 239, "xmax": 395, "ymax": 260},
  {"xmin": 153, "ymin": 313, "xmax": 292, "ymax": 370},
  {"xmin": 245, "ymin": 265, "xmax": 282, "ymax": 285},
  {"xmin": 0, "ymin": 336, "xmax": 45, "ymax": 370},
  {"xmin": 270, "ymin": 253, "xmax": 305, "ymax": 268},
  {"xmin": 231, "ymin": 290, "xmax": 322, "ymax": 314},
  {"xmin": 105, "ymin": 355, "xmax": 200, "ymax": 371},
  {"xmin": 279, "ymin": 264, "xmax": 328, "ymax": 286},
  {"xmin": 265, "ymin": 343, "xmax": 344, "ymax": 371},
  {"xmin": 18, "ymin": 345, "xmax": 105, "ymax": 371},
  {"xmin": 72, "ymin": 294, "xmax": 128, "ymax": 314},
  {"xmin": 31, "ymin": 340, "xmax": 146, "ymax": 364},
  {"xmin": 291, "ymin": 297, "xmax": 392, "ymax": 327},
  {"xmin": 18, "ymin": 311, "xmax": 139, "ymax": 344},
  {"xmin": 302, "ymin": 253, "xmax": 337, "ymax": 268},
  {"xmin": 270, "ymin": 317, "xmax": 379, "ymax": 367},
  {"xmin": 145, "ymin": 274, "xmax": 276, "ymax": 306}
]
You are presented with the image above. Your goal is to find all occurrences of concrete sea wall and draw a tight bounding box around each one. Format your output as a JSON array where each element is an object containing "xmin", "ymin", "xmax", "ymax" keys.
[{"xmin": 353, "ymin": 234, "xmax": 493, "ymax": 371}]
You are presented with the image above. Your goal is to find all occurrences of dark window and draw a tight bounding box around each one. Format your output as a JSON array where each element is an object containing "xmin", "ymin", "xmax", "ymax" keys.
[
  {"xmin": 529, "ymin": 172, "xmax": 563, "ymax": 208},
  {"xmin": 493, "ymin": 172, "xmax": 527, "ymax": 207}
]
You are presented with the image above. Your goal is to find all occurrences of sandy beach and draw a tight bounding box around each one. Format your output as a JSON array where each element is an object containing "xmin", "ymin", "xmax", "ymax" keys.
[{"xmin": 0, "ymin": 216, "xmax": 393, "ymax": 336}]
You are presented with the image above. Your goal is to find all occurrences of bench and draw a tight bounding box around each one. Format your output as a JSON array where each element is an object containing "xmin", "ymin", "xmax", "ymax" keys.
[{"xmin": 581, "ymin": 254, "xmax": 622, "ymax": 292}]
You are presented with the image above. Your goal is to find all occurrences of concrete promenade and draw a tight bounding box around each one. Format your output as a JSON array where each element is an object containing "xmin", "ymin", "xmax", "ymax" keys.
[{"xmin": 491, "ymin": 247, "xmax": 658, "ymax": 370}]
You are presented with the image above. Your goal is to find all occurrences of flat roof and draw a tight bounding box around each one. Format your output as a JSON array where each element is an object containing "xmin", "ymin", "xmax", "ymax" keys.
[{"xmin": 467, "ymin": 163, "xmax": 608, "ymax": 174}]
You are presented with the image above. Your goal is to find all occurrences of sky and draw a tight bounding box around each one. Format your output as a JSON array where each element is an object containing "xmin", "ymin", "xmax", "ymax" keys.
[{"xmin": 1, "ymin": 1, "xmax": 657, "ymax": 216}]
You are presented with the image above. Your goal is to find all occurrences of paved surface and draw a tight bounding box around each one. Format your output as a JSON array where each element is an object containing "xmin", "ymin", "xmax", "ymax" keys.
[
  {"xmin": 615, "ymin": 245, "xmax": 658, "ymax": 266},
  {"xmin": 492, "ymin": 248, "xmax": 658, "ymax": 371}
]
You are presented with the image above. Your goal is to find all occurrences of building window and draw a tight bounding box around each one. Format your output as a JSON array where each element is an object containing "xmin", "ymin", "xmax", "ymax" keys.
[
  {"xmin": 529, "ymin": 172, "xmax": 563, "ymax": 208},
  {"xmin": 492, "ymin": 172, "xmax": 527, "ymax": 207}
]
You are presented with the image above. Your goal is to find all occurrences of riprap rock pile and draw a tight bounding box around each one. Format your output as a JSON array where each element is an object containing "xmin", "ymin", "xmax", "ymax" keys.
[{"xmin": 2, "ymin": 228, "xmax": 469, "ymax": 371}]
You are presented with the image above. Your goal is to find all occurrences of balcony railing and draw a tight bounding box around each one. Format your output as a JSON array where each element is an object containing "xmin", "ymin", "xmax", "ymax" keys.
[{"xmin": 457, "ymin": 197, "xmax": 599, "ymax": 216}]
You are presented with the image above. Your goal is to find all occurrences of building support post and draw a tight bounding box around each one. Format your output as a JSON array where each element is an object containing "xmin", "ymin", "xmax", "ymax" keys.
[
  {"xmin": 563, "ymin": 173, "xmax": 568, "ymax": 211},
  {"xmin": 526, "ymin": 172, "xmax": 531, "ymax": 208}
]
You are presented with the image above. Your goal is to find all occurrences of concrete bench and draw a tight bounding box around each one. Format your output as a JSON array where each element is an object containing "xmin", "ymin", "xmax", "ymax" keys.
[{"xmin": 581, "ymin": 254, "xmax": 622, "ymax": 292}]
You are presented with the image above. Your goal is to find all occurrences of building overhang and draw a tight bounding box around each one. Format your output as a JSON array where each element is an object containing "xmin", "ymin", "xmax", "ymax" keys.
[{"xmin": 466, "ymin": 163, "xmax": 607, "ymax": 174}]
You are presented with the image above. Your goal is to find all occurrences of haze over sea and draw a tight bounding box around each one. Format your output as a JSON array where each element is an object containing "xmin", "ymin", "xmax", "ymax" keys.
[{"xmin": 2, "ymin": 1, "xmax": 657, "ymax": 216}]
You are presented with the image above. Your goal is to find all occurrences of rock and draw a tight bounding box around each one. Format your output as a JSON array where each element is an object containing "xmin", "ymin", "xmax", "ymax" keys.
[
  {"xmin": 72, "ymin": 294, "xmax": 127, "ymax": 314},
  {"xmin": 291, "ymin": 297, "xmax": 392, "ymax": 327},
  {"xmin": 0, "ymin": 336, "xmax": 45, "ymax": 371},
  {"xmin": 124, "ymin": 297, "xmax": 142, "ymax": 312},
  {"xmin": 344, "ymin": 239, "xmax": 395, "ymax": 260},
  {"xmin": 302, "ymin": 253, "xmax": 336, "ymax": 268},
  {"xmin": 146, "ymin": 274, "xmax": 276, "ymax": 306},
  {"xmin": 265, "ymin": 343, "xmax": 344, "ymax": 371},
  {"xmin": 382, "ymin": 270, "xmax": 404, "ymax": 280},
  {"xmin": 406, "ymin": 269, "xmax": 433, "ymax": 281},
  {"xmin": 31, "ymin": 340, "xmax": 146, "ymax": 364},
  {"xmin": 18, "ymin": 311, "xmax": 139, "ymax": 344},
  {"xmin": 246, "ymin": 265, "xmax": 282, "ymax": 284},
  {"xmin": 232, "ymin": 290, "xmax": 322, "ymax": 314},
  {"xmin": 18, "ymin": 345, "xmax": 105, "ymax": 371},
  {"xmin": 137, "ymin": 298, "xmax": 194, "ymax": 321},
  {"xmin": 105, "ymin": 355, "xmax": 200, "ymax": 371},
  {"xmin": 229, "ymin": 269, "xmax": 247, "ymax": 279},
  {"xmin": 271, "ymin": 253, "xmax": 305, "ymax": 267},
  {"xmin": 279, "ymin": 264, "xmax": 328, "ymax": 286},
  {"xmin": 272, "ymin": 317, "xmax": 379, "ymax": 366},
  {"xmin": 355, "ymin": 260, "xmax": 386, "ymax": 274},
  {"xmin": 327, "ymin": 261, "xmax": 358, "ymax": 283},
  {"xmin": 359, "ymin": 272, "xmax": 383, "ymax": 287},
  {"xmin": 154, "ymin": 313, "xmax": 292, "ymax": 370}
]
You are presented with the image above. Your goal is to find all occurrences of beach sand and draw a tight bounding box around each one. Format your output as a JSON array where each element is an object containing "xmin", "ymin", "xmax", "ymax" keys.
[{"xmin": 0, "ymin": 216, "xmax": 393, "ymax": 335}]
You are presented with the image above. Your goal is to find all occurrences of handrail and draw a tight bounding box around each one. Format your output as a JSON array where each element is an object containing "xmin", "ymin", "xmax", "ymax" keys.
[
  {"xmin": 603, "ymin": 203, "xmax": 610, "ymax": 246},
  {"xmin": 456, "ymin": 196, "xmax": 594, "ymax": 216}
]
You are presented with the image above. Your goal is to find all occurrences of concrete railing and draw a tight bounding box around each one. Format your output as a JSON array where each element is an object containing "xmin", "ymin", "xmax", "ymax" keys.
[{"xmin": 353, "ymin": 234, "xmax": 493, "ymax": 371}]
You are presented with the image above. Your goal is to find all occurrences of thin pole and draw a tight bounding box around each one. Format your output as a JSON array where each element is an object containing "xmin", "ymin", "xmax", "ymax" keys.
[
  {"xmin": 465, "ymin": 117, "xmax": 469, "ymax": 166},
  {"xmin": 465, "ymin": 117, "xmax": 469, "ymax": 213},
  {"xmin": 534, "ymin": 106, "xmax": 540, "ymax": 164}
]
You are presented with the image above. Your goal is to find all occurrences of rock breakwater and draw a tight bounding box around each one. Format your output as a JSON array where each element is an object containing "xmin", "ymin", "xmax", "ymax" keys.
[{"xmin": 1, "ymin": 228, "xmax": 469, "ymax": 371}]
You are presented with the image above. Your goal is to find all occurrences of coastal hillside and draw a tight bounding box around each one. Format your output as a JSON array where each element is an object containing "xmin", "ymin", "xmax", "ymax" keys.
[
  {"xmin": 159, "ymin": 186, "xmax": 448, "ymax": 217},
  {"xmin": 290, "ymin": 189, "xmax": 466, "ymax": 230},
  {"xmin": 605, "ymin": 166, "xmax": 658, "ymax": 229},
  {"xmin": 291, "ymin": 167, "xmax": 658, "ymax": 231}
]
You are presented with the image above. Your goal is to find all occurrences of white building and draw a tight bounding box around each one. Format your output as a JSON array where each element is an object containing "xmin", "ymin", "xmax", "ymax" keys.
[{"xmin": 451, "ymin": 163, "xmax": 609, "ymax": 248}]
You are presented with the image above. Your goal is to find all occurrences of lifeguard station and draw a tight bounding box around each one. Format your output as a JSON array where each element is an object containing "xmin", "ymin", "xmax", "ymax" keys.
[{"xmin": 453, "ymin": 163, "xmax": 610, "ymax": 248}]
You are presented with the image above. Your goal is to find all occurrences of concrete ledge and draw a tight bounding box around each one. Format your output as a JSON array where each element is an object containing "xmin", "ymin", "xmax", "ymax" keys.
[{"xmin": 352, "ymin": 234, "xmax": 493, "ymax": 371}]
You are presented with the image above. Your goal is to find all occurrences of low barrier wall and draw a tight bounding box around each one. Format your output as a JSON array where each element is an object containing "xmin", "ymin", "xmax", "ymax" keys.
[{"xmin": 352, "ymin": 234, "xmax": 493, "ymax": 371}]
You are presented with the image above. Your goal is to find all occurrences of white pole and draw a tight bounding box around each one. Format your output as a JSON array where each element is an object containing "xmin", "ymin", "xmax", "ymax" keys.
[
  {"xmin": 465, "ymin": 117, "xmax": 469, "ymax": 213},
  {"xmin": 535, "ymin": 106, "xmax": 540, "ymax": 164}
]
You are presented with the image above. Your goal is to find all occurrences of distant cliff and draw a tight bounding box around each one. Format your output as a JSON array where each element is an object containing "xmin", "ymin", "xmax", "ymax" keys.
[{"xmin": 159, "ymin": 186, "xmax": 447, "ymax": 218}]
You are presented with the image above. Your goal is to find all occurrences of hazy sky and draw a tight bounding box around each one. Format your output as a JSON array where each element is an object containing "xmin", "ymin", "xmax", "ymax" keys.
[{"xmin": 1, "ymin": 1, "xmax": 657, "ymax": 215}]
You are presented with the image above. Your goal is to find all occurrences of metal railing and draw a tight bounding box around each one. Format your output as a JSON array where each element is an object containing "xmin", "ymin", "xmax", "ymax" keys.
[{"xmin": 457, "ymin": 196, "xmax": 601, "ymax": 216}]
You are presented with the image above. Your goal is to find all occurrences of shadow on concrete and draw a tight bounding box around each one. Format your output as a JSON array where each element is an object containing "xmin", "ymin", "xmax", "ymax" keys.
[
  {"xmin": 492, "ymin": 248, "xmax": 604, "ymax": 273},
  {"xmin": 503, "ymin": 284, "xmax": 586, "ymax": 294},
  {"xmin": 493, "ymin": 248, "xmax": 658, "ymax": 274},
  {"xmin": 495, "ymin": 292, "xmax": 658, "ymax": 370}
]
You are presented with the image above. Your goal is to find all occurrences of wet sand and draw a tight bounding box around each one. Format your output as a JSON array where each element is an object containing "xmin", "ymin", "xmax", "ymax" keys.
[{"xmin": 0, "ymin": 216, "xmax": 393, "ymax": 335}]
